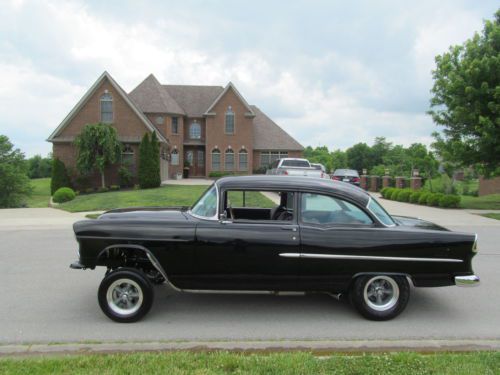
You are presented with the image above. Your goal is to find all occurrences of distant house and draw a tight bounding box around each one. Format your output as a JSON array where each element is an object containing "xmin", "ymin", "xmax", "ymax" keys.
[{"xmin": 47, "ymin": 71, "xmax": 303, "ymax": 186}]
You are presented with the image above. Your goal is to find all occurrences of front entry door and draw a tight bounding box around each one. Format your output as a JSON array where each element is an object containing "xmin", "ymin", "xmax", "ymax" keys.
[{"xmin": 185, "ymin": 149, "xmax": 205, "ymax": 177}]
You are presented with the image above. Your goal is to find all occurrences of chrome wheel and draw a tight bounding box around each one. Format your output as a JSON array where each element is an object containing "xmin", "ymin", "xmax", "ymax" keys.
[
  {"xmin": 363, "ymin": 275, "xmax": 399, "ymax": 312},
  {"xmin": 106, "ymin": 278, "xmax": 143, "ymax": 316}
]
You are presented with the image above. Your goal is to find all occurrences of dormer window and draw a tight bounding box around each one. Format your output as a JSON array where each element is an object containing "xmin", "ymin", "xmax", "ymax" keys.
[
  {"xmin": 100, "ymin": 92, "xmax": 113, "ymax": 123},
  {"xmin": 225, "ymin": 106, "xmax": 234, "ymax": 134}
]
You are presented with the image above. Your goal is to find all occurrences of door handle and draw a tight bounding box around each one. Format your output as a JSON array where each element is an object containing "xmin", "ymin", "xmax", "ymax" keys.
[{"xmin": 281, "ymin": 226, "xmax": 298, "ymax": 232}]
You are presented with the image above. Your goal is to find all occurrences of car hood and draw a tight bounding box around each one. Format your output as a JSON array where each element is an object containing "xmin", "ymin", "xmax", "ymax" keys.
[
  {"xmin": 392, "ymin": 215, "xmax": 450, "ymax": 231},
  {"xmin": 97, "ymin": 206, "xmax": 190, "ymax": 221}
]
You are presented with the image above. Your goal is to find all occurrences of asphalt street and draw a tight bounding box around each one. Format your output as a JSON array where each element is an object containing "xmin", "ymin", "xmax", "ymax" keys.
[{"xmin": 1, "ymin": 205, "xmax": 499, "ymax": 345}]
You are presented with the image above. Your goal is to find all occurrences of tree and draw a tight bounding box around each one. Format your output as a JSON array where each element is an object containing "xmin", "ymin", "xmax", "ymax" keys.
[
  {"xmin": 74, "ymin": 124, "xmax": 122, "ymax": 188},
  {"xmin": 150, "ymin": 131, "xmax": 161, "ymax": 187},
  {"xmin": 138, "ymin": 132, "xmax": 160, "ymax": 188},
  {"xmin": 428, "ymin": 9, "xmax": 500, "ymax": 176},
  {"xmin": 330, "ymin": 149, "xmax": 348, "ymax": 172},
  {"xmin": 371, "ymin": 137, "xmax": 393, "ymax": 166},
  {"xmin": 51, "ymin": 158, "xmax": 71, "ymax": 194},
  {"xmin": 346, "ymin": 143, "xmax": 372, "ymax": 173},
  {"xmin": 27, "ymin": 154, "xmax": 52, "ymax": 178},
  {"xmin": 0, "ymin": 135, "xmax": 32, "ymax": 208}
]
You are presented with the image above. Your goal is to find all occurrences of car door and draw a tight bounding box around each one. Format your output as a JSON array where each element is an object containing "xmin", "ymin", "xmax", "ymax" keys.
[
  {"xmin": 192, "ymin": 191, "xmax": 300, "ymax": 291},
  {"xmin": 296, "ymin": 192, "xmax": 379, "ymax": 291}
]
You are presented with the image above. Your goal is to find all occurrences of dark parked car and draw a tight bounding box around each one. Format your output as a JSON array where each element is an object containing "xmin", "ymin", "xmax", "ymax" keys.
[
  {"xmin": 70, "ymin": 176, "xmax": 479, "ymax": 322},
  {"xmin": 332, "ymin": 169, "xmax": 360, "ymax": 186}
]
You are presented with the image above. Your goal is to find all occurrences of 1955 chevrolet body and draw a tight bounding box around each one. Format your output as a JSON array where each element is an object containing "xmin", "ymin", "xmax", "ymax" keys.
[{"xmin": 70, "ymin": 176, "xmax": 479, "ymax": 322}]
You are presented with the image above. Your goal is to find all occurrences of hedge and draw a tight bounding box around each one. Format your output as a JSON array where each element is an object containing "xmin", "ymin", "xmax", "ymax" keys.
[
  {"xmin": 383, "ymin": 188, "xmax": 460, "ymax": 208},
  {"xmin": 52, "ymin": 187, "xmax": 76, "ymax": 203}
]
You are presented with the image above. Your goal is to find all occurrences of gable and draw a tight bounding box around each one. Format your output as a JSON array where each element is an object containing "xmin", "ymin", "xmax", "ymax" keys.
[
  {"xmin": 48, "ymin": 72, "xmax": 167, "ymax": 143},
  {"xmin": 204, "ymin": 82, "xmax": 255, "ymax": 117}
]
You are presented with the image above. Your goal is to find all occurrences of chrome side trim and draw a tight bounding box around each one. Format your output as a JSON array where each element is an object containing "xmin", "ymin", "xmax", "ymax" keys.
[
  {"xmin": 181, "ymin": 289, "xmax": 306, "ymax": 295},
  {"xmin": 98, "ymin": 244, "xmax": 181, "ymax": 291},
  {"xmin": 279, "ymin": 252, "xmax": 463, "ymax": 263},
  {"xmin": 455, "ymin": 275, "xmax": 480, "ymax": 287}
]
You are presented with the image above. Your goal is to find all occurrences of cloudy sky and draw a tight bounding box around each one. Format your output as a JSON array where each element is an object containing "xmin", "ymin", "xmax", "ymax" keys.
[{"xmin": 0, "ymin": 0, "xmax": 497, "ymax": 157}]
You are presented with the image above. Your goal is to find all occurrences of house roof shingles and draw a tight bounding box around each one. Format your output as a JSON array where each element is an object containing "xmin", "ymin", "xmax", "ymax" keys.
[
  {"xmin": 128, "ymin": 74, "xmax": 302, "ymax": 151},
  {"xmin": 251, "ymin": 105, "xmax": 303, "ymax": 151}
]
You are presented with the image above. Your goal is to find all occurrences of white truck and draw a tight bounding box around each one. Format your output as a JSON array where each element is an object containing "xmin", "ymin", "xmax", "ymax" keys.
[{"xmin": 266, "ymin": 158, "xmax": 327, "ymax": 178}]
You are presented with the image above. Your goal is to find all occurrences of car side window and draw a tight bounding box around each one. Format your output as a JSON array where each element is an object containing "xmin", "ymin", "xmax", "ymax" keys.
[
  {"xmin": 225, "ymin": 190, "xmax": 294, "ymax": 222},
  {"xmin": 300, "ymin": 193, "xmax": 373, "ymax": 225}
]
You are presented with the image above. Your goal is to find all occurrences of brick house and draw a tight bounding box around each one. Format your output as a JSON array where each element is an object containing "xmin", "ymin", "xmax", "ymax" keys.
[{"xmin": 47, "ymin": 71, "xmax": 303, "ymax": 186}]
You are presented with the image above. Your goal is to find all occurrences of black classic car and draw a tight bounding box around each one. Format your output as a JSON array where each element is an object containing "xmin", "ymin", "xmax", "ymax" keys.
[{"xmin": 70, "ymin": 176, "xmax": 479, "ymax": 322}]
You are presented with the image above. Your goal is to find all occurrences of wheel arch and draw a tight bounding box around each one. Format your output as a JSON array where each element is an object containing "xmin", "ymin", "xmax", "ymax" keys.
[
  {"xmin": 97, "ymin": 244, "xmax": 180, "ymax": 291},
  {"xmin": 349, "ymin": 272, "xmax": 414, "ymax": 289}
]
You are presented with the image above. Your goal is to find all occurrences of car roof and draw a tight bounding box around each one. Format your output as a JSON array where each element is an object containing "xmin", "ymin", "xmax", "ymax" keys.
[{"xmin": 216, "ymin": 175, "xmax": 370, "ymax": 205}]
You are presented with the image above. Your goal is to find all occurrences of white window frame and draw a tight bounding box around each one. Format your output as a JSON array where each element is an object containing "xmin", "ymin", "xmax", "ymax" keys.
[
  {"xmin": 238, "ymin": 149, "xmax": 248, "ymax": 171},
  {"xmin": 225, "ymin": 149, "xmax": 234, "ymax": 171}
]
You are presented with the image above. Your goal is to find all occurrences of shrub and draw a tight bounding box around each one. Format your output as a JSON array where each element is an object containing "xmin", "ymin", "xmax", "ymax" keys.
[
  {"xmin": 109, "ymin": 185, "xmax": 120, "ymax": 191},
  {"xmin": 118, "ymin": 165, "xmax": 134, "ymax": 188},
  {"xmin": 52, "ymin": 187, "xmax": 76, "ymax": 203},
  {"xmin": 98, "ymin": 187, "xmax": 109, "ymax": 193},
  {"xmin": 380, "ymin": 187, "xmax": 391, "ymax": 198},
  {"xmin": 209, "ymin": 171, "xmax": 246, "ymax": 178},
  {"xmin": 397, "ymin": 189, "xmax": 412, "ymax": 202},
  {"xmin": 390, "ymin": 189, "xmax": 400, "ymax": 200},
  {"xmin": 418, "ymin": 192, "xmax": 430, "ymax": 205},
  {"xmin": 409, "ymin": 191, "xmax": 422, "ymax": 204},
  {"xmin": 427, "ymin": 193, "xmax": 444, "ymax": 206},
  {"xmin": 439, "ymin": 194, "xmax": 461, "ymax": 208},
  {"xmin": 84, "ymin": 187, "xmax": 95, "ymax": 194},
  {"xmin": 384, "ymin": 187, "xmax": 395, "ymax": 199},
  {"xmin": 51, "ymin": 158, "xmax": 71, "ymax": 195}
]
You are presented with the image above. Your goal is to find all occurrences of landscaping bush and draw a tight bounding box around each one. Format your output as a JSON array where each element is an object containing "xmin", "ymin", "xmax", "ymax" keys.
[
  {"xmin": 396, "ymin": 189, "xmax": 412, "ymax": 202},
  {"xmin": 409, "ymin": 191, "xmax": 422, "ymax": 204},
  {"xmin": 390, "ymin": 189, "xmax": 401, "ymax": 200},
  {"xmin": 381, "ymin": 187, "xmax": 393, "ymax": 198},
  {"xmin": 51, "ymin": 158, "xmax": 71, "ymax": 195},
  {"xmin": 439, "ymin": 194, "xmax": 461, "ymax": 208},
  {"xmin": 138, "ymin": 133, "xmax": 160, "ymax": 189},
  {"xmin": 98, "ymin": 187, "xmax": 109, "ymax": 193},
  {"xmin": 84, "ymin": 187, "xmax": 95, "ymax": 194},
  {"xmin": 208, "ymin": 171, "xmax": 246, "ymax": 178},
  {"xmin": 52, "ymin": 187, "xmax": 76, "ymax": 203},
  {"xmin": 427, "ymin": 193, "xmax": 444, "ymax": 206},
  {"xmin": 418, "ymin": 192, "xmax": 430, "ymax": 205},
  {"xmin": 118, "ymin": 165, "xmax": 134, "ymax": 188},
  {"xmin": 109, "ymin": 185, "xmax": 120, "ymax": 191}
]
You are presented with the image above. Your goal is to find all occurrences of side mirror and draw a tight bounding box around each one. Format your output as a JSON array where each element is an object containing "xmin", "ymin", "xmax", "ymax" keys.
[{"xmin": 219, "ymin": 211, "xmax": 228, "ymax": 222}]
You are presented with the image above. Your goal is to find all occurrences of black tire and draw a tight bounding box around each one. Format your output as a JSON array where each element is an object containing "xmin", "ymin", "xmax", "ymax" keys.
[
  {"xmin": 349, "ymin": 274, "xmax": 410, "ymax": 321},
  {"xmin": 98, "ymin": 268, "xmax": 154, "ymax": 323}
]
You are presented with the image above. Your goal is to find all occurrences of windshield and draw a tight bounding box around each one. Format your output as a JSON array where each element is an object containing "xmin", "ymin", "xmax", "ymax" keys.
[
  {"xmin": 190, "ymin": 184, "xmax": 218, "ymax": 218},
  {"xmin": 334, "ymin": 169, "xmax": 359, "ymax": 177},
  {"xmin": 367, "ymin": 198, "xmax": 395, "ymax": 226}
]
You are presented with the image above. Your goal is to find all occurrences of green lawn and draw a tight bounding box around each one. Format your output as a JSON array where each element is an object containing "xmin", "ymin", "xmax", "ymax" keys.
[
  {"xmin": 481, "ymin": 213, "xmax": 500, "ymax": 221},
  {"xmin": 25, "ymin": 178, "xmax": 51, "ymax": 208},
  {"xmin": 460, "ymin": 194, "xmax": 500, "ymax": 210},
  {"xmin": 0, "ymin": 351, "xmax": 498, "ymax": 374},
  {"xmin": 58, "ymin": 185, "xmax": 209, "ymax": 212}
]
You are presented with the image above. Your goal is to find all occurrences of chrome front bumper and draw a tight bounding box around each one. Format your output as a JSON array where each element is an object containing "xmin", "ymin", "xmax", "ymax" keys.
[{"xmin": 455, "ymin": 275, "xmax": 480, "ymax": 287}]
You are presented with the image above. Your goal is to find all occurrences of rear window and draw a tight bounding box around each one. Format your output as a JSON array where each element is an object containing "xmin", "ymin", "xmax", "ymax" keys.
[
  {"xmin": 281, "ymin": 160, "xmax": 310, "ymax": 168},
  {"xmin": 333, "ymin": 169, "xmax": 359, "ymax": 177},
  {"xmin": 312, "ymin": 164, "xmax": 322, "ymax": 170}
]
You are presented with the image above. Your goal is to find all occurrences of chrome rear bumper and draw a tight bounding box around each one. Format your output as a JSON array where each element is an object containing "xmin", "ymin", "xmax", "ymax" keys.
[{"xmin": 455, "ymin": 275, "xmax": 480, "ymax": 287}]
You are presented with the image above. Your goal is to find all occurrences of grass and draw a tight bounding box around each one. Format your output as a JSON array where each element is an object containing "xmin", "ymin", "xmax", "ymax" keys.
[
  {"xmin": 25, "ymin": 178, "xmax": 51, "ymax": 208},
  {"xmin": 0, "ymin": 351, "xmax": 498, "ymax": 374},
  {"xmin": 460, "ymin": 194, "xmax": 500, "ymax": 210},
  {"xmin": 480, "ymin": 213, "xmax": 500, "ymax": 221},
  {"xmin": 57, "ymin": 185, "xmax": 275, "ymax": 213}
]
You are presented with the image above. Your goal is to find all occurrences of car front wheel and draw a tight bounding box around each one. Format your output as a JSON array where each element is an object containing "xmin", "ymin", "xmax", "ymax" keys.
[
  {"xmin": 98, "ymin": 268, "xmax": 154, "ymax": 323},
  {"xmin": 349, "ymin": 275, "xmax": 410, "ymax": 321}
]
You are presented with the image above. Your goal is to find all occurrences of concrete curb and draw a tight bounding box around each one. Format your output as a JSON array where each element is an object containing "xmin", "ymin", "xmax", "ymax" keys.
[{"xmin": 1, "ymin": 339, "xmax": 499, "ymax": 357}]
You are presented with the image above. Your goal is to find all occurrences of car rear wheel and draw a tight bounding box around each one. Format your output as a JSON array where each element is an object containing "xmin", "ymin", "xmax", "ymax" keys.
[
  {"xmin": 98, "ymin": 268, "xmax": 154, "ymax": 323},
  {"xmin": 349, "ymin": 275, "xmax": 410, "ymax": 321}
]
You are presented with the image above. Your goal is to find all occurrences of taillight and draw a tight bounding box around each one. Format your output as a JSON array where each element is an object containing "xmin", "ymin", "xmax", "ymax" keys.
[
  {"xmin": 352, "ymin": 177, "xmax": 360, "ymax": 182},
  {"xmin": 332, "ymin": 176, "xmax": 341, "ymax": 180},
  {"xmin": 278, "ymin": 169, "xmax": 288, "ymax": 175}
]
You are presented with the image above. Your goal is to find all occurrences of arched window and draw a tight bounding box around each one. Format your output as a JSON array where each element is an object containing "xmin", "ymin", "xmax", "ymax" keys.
[
  {"xmin": 225, "ymin": 106, "xmax": 234, "ymax": 134},
  {"xmin": 171, "ymin": 149, "xmax": 179, "ymax": 165},
  {"xmin": 225, "ymin": 148, "xmax": 234, "ymax": 171},
  {"xmin": 238, "ymin": 149, "xmax": 248, "ymax": 171},
  {"xmin": 100, "ymin": 92, "xmax": 113, "ymax": 123},
  {"xmin": 211, "ymin": 148, "xmax": 221, "ymax": 171},
  {"xmin": 189, "ymin": 121, "xmax": 201, "ymax": 139}
]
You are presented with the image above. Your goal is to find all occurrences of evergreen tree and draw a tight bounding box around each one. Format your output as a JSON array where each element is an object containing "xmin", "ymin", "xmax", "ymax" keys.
[
  {"xmin": 138, "ymin": 133, "xmax": 151, "ymax": 188},
  {"xmin": 51, "ymin": 158, "xmax": 71, "ymax": 195},
  {"xmin": 150, "ymin": 131, "xmax": 161, "ymax": 187}
]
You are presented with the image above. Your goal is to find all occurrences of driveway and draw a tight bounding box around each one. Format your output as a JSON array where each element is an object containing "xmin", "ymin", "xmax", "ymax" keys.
[{"xmin": 0, "ymin": 202, "xmax": 499, "ymax": 348}]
